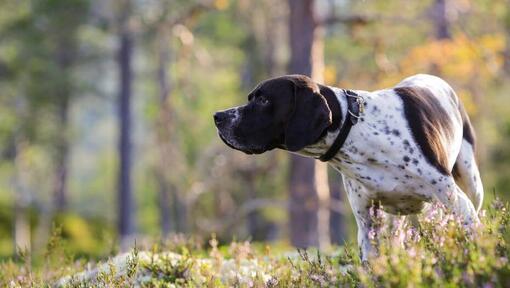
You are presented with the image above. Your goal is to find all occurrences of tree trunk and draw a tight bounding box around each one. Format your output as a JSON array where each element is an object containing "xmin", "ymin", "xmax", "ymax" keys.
[
  {"xmin": 156, "ymin": 32, "xmax": 173, "ymax": 237},
  {"xmin": 53, "ymin": 96, "xmax": 69, "ymax": 212},
  {"xmin": 53, "ymin": 40, "xmax": 74, "ymax": 213},
  {"xmin": 13, "ymin": 199, "xmax": 30, "ymax": 255},
  {"xmin": 117, "ymin": 14, "xmax": 135, "ymax": 249},
  {"xmin": 157, "ymin": 176, "xmax": 172, "ymax": 236},
  {"xmin": 245, "ymin": 179, "xmax": 260, "ymax": 239},
  {"xmin": 288, "ymin": 156, "xmax": 318, "ymax": 247},
  {"xmin": 287, "ymin": 0, "xmax": 319, "ymax": 248},
  {"xmin": 13, "ymin": 140, "xmax": 31, "ymax": 256},
  {"xmin": 311, "ymin": 25, "xmax": 331, "ymax": 249},
  {"xmin": 328, "ymin": 168, "xmax": 347, "ymax": 245},
  {"xmin": 432, "ymin": 0, "xmax": 451, "ymax": 40}
]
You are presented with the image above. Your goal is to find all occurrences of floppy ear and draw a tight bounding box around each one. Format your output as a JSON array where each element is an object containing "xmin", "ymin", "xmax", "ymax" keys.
[{"xmin": 284, "ymin": 79, "xmax": 332, "ymax": 151}]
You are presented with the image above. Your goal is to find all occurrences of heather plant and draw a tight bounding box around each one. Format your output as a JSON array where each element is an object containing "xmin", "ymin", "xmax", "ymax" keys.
[{"xmin": 1, "ymin": 198, "xmax": 510, "ymax": 287}]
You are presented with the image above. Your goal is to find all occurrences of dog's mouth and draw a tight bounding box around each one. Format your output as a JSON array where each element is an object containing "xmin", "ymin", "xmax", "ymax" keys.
[
  {"xmin": 217, "ymin": 130, "xmax": 270, "ymax": 155},
  {"xmin": 217, "ymin": 131, "xmax": 243, "ymax": 151}
]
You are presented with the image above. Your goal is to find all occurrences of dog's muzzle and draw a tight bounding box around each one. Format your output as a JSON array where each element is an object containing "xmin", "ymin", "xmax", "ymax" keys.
[
  {"xmin": 214, "ymin": 108, "xmax": 242, "ymax": 151},
  {"xmin": 214, "ymin": 109, "xmax": 237, "ymax": 128}
]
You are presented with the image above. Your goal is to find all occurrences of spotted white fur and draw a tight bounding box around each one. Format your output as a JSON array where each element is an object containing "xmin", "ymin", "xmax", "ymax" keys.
[{"xmin": 300, "ymin": 74, "xmax": 483, "ymax": 260}]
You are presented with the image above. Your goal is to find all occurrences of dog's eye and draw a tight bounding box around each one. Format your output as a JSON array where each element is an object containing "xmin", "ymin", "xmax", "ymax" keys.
[{"xmin": 257, "ymin": 97, "xmax": 269, "ymax": 105}]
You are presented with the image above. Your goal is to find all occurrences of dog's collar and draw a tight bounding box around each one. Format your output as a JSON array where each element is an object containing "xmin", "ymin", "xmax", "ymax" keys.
[{"xmin": 319, "ymin": 89, "xmax": 364, "ymax": 162}]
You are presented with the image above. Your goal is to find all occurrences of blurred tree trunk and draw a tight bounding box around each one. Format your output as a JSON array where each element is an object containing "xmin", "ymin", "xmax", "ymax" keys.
[
  {"xmin": 155, "ymin": 30, "xmax": 187, "ymax": 235},
  {"xmin": 117, "ymin": 1, "xmax": 135, "ymax": 249},
  {"xmin": 53, "ymin": 41, "xmax": 74, "ymax": 212},
  {"xmin": 244, "ymin": 172, "xmax": 261, "ymax": 239},
  {"xmin": 53, "ymin": 97, "xmax": 69, "ymax": 212},
  {"xmin": 13, "ymin": 198, "xmax": 30, "ymax": 256},
  {"xmin": 311, "ymin": 25, "xmax": 331, "ymax": 248},
  {"xmin": 287, "ymin": 0, "xmax": 319, "ymax": 248},
  {"xmin": 328, "ymin": 168, "xmax": 347, "ymax": 244},
  {"xmin": 12, "ymin": 131, "xmax": 31, "ymax": 255},
  {"xmin": 156, "ymin": 31, "xmax": 173, "ymax": 236},
  {"xmin": 432, "ymin": 0, "xmax": 451, "ymax": 40}
]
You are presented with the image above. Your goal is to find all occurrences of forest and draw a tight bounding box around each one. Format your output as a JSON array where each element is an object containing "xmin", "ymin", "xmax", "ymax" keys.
[{"xmin": 1, "ymin": 0, "xmax": 510, "ymax": 286}]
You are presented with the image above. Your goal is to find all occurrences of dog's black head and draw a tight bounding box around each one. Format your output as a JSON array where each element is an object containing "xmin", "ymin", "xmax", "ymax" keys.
[{"xmin": 214, "ymin": 75, "xmax": 333, "ymax": 154}]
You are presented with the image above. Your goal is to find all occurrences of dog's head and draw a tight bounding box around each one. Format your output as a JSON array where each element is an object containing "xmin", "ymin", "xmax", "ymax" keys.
[{"xmin": 214, "ymin": 75, "xmax": 333, "ymax": 154}]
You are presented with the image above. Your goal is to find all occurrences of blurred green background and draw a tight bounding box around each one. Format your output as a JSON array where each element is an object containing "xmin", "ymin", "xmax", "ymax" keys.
[{"xmin": 0, "ymin": 0, "xmax": 509, "ymax": 261}]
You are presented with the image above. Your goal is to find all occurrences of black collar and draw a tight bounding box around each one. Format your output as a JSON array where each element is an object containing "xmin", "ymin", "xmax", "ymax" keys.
[{"xmin": 319, "ymin": 89, "xmax": 364, "ymax": 162}]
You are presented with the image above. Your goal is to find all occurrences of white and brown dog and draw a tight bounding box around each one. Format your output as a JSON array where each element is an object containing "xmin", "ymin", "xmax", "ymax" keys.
[{"xmin": 214, "ymin": 74, "xmax": 483, "ymax": 260}]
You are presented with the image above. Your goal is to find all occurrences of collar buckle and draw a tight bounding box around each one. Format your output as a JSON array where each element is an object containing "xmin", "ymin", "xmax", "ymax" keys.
[{"xmin": 356, "ymin": 96, "xmax": 365, "ymax": 114}]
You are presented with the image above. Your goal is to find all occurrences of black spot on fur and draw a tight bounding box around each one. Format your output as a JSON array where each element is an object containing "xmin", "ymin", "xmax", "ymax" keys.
[
  {"xmin": 349, "ymin": 147, "xmax": 358, "ymax": 154},
  {"xmin": 392, "ymin": 129, "xmax": 401, "ymax": 136},
  {"xmin": 403, "ymin": 156, "xmax": 411, "ymax": 162}
]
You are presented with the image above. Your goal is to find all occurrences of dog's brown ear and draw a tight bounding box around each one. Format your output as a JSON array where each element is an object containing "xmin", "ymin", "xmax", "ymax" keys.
[{"xmin": 284, "ymin": 76, "xmax": 332, "ymax": 151}]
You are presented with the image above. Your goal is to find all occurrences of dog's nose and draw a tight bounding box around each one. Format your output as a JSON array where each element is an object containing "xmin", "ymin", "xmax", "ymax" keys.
[
  {"xmin": 214, "ymin": 112, "xmax": 227, "ymax": 125},
  {"xmin": 214, "ymin": 109, "xmax": 236, "ymax": 126}
]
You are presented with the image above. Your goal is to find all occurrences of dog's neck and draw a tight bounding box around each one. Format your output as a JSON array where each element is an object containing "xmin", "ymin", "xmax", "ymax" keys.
[{"xmin": 297, "ymin": 86, "xmax": 351, "ymax": 162}]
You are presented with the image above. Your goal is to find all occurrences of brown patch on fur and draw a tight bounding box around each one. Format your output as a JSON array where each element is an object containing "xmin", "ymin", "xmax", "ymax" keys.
[{"xmin": 395, "ymin": 86, "xmax": 454, "ymax": 175}]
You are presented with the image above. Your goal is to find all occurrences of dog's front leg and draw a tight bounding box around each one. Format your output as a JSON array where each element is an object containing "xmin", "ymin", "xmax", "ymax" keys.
[
  {"xmin": 343, "ymin": 177, "xmax": 379, "ymax": 261},
  {"xmin": 355, "ymin": 210, "xmax": 377, "ymax": 262}
]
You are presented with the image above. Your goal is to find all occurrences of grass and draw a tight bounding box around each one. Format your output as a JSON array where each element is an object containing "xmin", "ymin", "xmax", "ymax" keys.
[{"xmin": 2, "ymin": 198, "xmax": 510, "ymax": 287}]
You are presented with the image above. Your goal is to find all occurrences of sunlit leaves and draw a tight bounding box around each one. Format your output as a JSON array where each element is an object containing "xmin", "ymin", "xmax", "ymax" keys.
[
  {"xmin": 399, "ymin": 34, "xmax": 505, "ymax": 114},
  {"xmin": 214, "ymin": 0, "xmax": 230, "ymax": 11}
]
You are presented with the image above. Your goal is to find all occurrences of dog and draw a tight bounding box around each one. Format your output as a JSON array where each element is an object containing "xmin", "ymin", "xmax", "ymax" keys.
[{"xmin": 214, "ymin": 74, "xmax": 483, "ymax": 260}]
